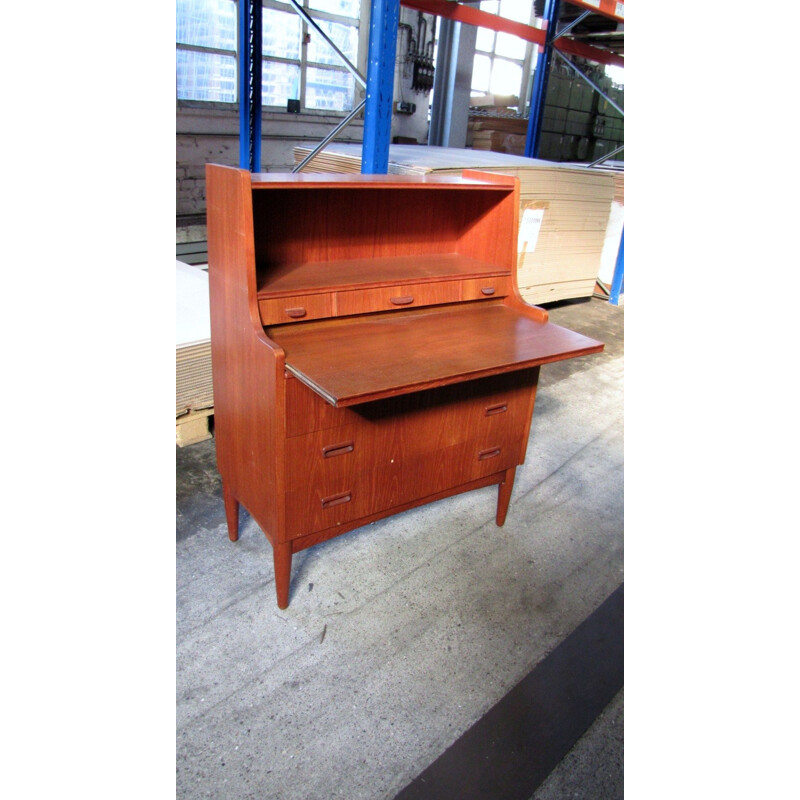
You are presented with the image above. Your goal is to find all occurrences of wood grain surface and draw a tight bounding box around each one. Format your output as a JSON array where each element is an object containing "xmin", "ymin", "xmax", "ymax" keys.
[{"xmin": 269, "ymin": 303, "xmax": 603, "ymax": 406}]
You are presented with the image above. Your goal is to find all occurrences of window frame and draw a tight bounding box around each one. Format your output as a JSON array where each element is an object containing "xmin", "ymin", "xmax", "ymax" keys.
[
  {"xmin": 176, "ymin": 0, "xmax": 239, "ymax": 103},
  {"xmin": 263, "ymin": 0, "xmax": 363, "ymax": 113},
  {"xmin": 470, "ymin": 0, "xmax": 538, "ymax": 110},
  {"xmin": 176, "ymin": 0, "xmax": 366, "ymax": 115}
]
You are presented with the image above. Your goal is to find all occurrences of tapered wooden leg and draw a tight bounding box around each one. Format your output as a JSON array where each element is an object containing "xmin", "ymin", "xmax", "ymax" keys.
[
  {"xmin": 222, "ymin": 483, "xmax": 239, "ymax": 542},
  {"xmin": 273, "ymin": 542, "xmax": 292, "ymax": 610},
  {"xmin": 496, "ymin": 467, "xmax": 516, "ymax": 527}
]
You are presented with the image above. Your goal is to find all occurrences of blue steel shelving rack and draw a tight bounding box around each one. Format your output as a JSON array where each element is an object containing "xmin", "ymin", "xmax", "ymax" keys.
[
  {"xmin": 236, "ymin": 0, "xmax": 402, "ymax": 175},
  {"xmin": 525, "ymin": 0, "xmax": 624, "ymax": 304}
]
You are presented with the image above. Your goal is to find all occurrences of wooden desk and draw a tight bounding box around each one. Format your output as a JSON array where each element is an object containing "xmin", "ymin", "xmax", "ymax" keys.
[{"xmin": 206, "ymin": 165, "xmax": 603, "ymax": 608}]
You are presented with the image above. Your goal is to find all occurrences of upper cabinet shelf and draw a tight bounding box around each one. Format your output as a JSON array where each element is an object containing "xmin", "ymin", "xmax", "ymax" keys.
[{"xmin": 250, "ymin": 171, "xmax": 522, "ymax": 324}]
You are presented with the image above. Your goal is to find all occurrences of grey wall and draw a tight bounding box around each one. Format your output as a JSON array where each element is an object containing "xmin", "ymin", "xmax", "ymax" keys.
[{"xmin": 176, "ymin": 103, "xmax": 365, "ymax": 222}]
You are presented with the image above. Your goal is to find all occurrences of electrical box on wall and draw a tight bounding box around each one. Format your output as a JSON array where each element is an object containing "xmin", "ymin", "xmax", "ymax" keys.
[{"xmin": 394, "ymin": 101, "xmax": 416, "ymax": 115}]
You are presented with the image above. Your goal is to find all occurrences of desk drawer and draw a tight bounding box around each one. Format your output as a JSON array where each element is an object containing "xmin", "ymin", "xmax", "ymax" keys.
[
  {"xmin": 259, "ymin": 293, "xmax": 332, "ymax": 326},
  {"xmin": 335, "ymin": 280, "xmax": 462, "ymax": 317},
  {"xmin": 285, "ymin": 424, "xmax": 365, "ymax": 491},
  {"xmin": 285, "ymin": 368, "xmax": 538, "ymax": 442},
  {"xmin": 285, "ymin": 469, "xmax": 396, "ymax": 537},
  {"xmin": 461, "ymin": 276, "xmax": 511, "ymax": 301}
]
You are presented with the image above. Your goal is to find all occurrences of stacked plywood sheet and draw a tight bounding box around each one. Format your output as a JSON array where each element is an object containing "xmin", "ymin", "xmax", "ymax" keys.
[
  {"xmin": 468, "ymin": 113, "xmax": 528, "ymax": 155},
  {"xmin": 293, "ymin": 144, "xmax": 616, "ymax": 305},
  {"xmin": 176, "ymin": 261, "xmax": 214, "ymax": 445}
]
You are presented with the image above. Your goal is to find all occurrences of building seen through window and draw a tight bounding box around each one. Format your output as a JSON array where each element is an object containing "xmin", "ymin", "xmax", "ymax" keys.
[{"xmin": 177, "ymin": 0, "xmax": 361, "ymax": 112}]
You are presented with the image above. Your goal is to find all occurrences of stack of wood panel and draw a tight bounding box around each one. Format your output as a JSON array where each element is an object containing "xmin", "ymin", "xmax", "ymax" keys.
[
  {"xmin": 598, "ymin": 164, "xmax": 624, "ymax": 287},
  {"xmin": 292, "ymin": 144, "xmax": 616, "ymax": 305},
  {"xmin": 176, "ymin": 261, "xmax": 214, "ymax": 446},
  {"xmin": 468, "ymin": 113, "xmax": 529, "ymax": 155}
]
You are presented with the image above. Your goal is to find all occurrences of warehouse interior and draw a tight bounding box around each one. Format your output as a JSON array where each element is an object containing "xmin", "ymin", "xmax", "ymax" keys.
[{"xmin": 177, "ymin": 1, "xmax": 624, "ymax": 798}]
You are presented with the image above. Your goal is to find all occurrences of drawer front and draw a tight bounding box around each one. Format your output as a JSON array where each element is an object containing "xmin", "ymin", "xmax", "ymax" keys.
[
  {"xmin": 285, "ymin": 424, "xmax": 366, "ymax": 491},
  {"xmin": 259, "ymin": 293, "xmax": 332, "ymax": 326},
  {"xmin": 390, "ymin": 434, "xmax": 523, "ymax": 508},
  {"xmin": 461, "ymin": 276, "xmax": 511, "ymax": 301},
  {"xmin": 285, "ymin": 468, "xmax": 398, "ymax": 537},
  {"xmin": 335, "ymin": 280, "xmax": 462, "ymax": 317},
  {"xmin": 285, "ymin": 368, "xmax": 538, "ymax": 441}
]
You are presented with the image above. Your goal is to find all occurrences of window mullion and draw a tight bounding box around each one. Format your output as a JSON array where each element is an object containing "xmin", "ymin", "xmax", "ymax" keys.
[{"xmin": 300, "ymin": 20, "xmax": 308, "ymax": 105}]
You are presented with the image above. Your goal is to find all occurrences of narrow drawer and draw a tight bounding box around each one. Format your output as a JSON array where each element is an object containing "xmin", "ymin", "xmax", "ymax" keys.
[
  {"xmin": 258, "ymin": 293, "xmax": 332, "ymax": 326},
  {"xmin": 335, "ymin": 280, "xmax": 462, "ymax": 317},
  {"xmin": 461, "ymin": 276, "xmax": 511, "ymax": 301}
]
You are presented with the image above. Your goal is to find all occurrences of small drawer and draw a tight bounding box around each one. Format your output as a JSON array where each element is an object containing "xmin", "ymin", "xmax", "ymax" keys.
[
  {"xmin": 335, "ymin": 280, "xmax": 462, "ymax": 317},
  {"xmin": 258, "ymin": 293, "xmax": 332, "ymax": 326},
  {"xmin": 286, "ymin": 482, "xmax": 367, "ymax": 537},
  {"xmin": 285, "ymin": 424, "xmax": 367, "ymax": 490},
  {"xmin": 461, "ymin": 276, "xmax": 511, "ymax": 301},
  {"xmin": 468, "ymin": 437, "xmax": 525, "ymax": 480},
  {"xmin": 285, "ymin": 468, "xmax": 396, "ymax": 537}
]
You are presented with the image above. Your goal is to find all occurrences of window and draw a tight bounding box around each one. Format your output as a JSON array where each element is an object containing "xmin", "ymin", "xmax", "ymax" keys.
[
  {"xmin": 176, "ymin": 0, "xmax": 362, "ymax": 112},
  {"xmin": 264, "ymin": 0, "xmax": 361, "ymax": 112},
  {"xmin": 471, "ymin": 0, "xmax": 534, "ymax": 100},
  {"xmin": 176, "ymin": 0, "xmax": 238, "ymax": 102}
]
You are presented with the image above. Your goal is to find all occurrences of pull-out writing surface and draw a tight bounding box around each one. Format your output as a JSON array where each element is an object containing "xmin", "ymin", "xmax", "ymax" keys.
[{"xmin": 268, "ymin": 303, "xmax": 603, "ymax": 407}]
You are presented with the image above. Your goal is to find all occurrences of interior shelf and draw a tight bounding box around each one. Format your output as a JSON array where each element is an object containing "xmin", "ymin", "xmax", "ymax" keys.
[{"xmin": 257, "ymin": 253, "xmax": 511, "ymax": 297}]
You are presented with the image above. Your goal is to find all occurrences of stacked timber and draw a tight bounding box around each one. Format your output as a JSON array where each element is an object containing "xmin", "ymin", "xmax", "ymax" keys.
[
  {"xmin": 176, "ymin": 261, "xmax": 214, "ymax": 446},
  {"xmin": 468, "ymin": 111, "xmax": 528, "ymax": 155},
  {"xmin": 293, "ymin": 144, "xmax": 616, "ymax": 305}
]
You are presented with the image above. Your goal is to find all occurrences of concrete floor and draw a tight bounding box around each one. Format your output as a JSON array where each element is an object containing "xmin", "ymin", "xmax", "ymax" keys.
[{"xmin": 176, "ymin": 295, "xmax": 624, "ymax": 799}]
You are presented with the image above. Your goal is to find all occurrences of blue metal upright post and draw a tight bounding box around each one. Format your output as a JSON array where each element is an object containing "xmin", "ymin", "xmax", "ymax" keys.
[
  {"xmin": 609, "ymin": 227, "xmax": 624, "ymax": 306},
  {"xmin": 362, "ymin": 0, "xmax": 400, "ymax": 174},
  {"xmin": 238, "ymin": 0, "xmax": 263, "ymax": 171},
  {"xmin": 525, "ymin": 0, "xmax": 560, "ymax": 159}
]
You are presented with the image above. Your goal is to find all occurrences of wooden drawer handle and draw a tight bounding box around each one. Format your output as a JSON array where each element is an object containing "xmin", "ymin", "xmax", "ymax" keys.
[
  {"xmin": 480, "ymin": 286, "xmax": 496, "ymax": 296},
  {"xmin": 389, "ymin": 296, "xmax": 414, "ymax": 306},
  {"xmin": 485, "ymin": 403, "xmax": 508, "ymax": 416},
  {"xmin": 322, "ymin": 441, "xmax": 354, "ymax": 458},
  {"xmin": 321, "ymin": 491, "xmax": 352, "ymax": 509},
  {"xmin": 478, "ymin": 447, "xmax": 502, "ymax": 461},
  {"xmin": 285, "ymin": 307, "xmax": 307, "ymax": 319}
]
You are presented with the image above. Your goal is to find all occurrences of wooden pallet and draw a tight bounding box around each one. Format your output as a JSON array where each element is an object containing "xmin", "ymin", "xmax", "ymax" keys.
[{"xmin": 176, "ymin": 407, "xmax": 213, "ymax": 447}]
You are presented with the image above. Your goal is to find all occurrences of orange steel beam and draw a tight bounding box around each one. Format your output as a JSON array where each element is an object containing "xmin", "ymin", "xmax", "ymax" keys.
[
  {"xmin": 399, "ymin": 0, "xmax": 546, "ymax": 46},
  {"xmin": 399, "ymin": 0, "xmax": 623, "ymax": 67},
  {"xmin": 556, "ymin": 33, "xmax": 623, "ymax": 67}
]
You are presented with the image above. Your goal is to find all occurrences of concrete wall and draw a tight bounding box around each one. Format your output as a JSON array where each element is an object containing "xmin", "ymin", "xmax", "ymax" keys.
[{"xmin": 176, "ymin": 102, "xmax": 366, "ymax": 224}]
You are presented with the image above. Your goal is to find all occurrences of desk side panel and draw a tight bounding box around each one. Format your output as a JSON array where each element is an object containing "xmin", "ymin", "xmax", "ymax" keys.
[{"xmin": 206, "ymin": 164, "xmax": 286, "ymax": 540}]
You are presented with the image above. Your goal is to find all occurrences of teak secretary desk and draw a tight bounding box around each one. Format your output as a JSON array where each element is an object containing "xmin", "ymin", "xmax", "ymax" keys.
[{"xmin": 206, "ymin": 164, "xmax": 604, "ymax": 608}]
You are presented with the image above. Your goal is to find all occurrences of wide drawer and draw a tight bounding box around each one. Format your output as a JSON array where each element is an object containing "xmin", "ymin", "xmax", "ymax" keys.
[
  {"xmin": 258, "ymin": 293, "xmax": 333, "ymax": 326},
  {"xmin": 285, "ymin": 368, "xmax": 538, "ymax": 438},
  {"xmin": 335, "ymin": 280, "xmax": 462, "ymax": 317}
]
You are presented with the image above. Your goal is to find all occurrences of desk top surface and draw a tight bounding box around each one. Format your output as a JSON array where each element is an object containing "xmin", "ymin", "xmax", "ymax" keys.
[{"xmin": 268, "ymin": 302, "xmax": 604, "ymax": 407}]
